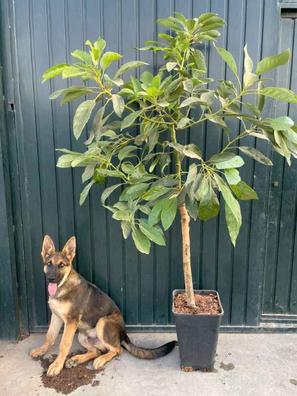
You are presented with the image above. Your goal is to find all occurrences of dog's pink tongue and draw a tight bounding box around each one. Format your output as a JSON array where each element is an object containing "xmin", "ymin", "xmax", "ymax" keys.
[{"xmin": 48, "ymin": 282, "xmax": 57, "ymax": 296}]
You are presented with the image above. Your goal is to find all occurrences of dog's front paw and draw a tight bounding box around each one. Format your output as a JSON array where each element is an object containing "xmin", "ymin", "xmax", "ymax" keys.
[
  {"xmin": 30, "ymin": 346, "xmax": 47, "ymax": 359},
  {"xmin": 93, "ymin": 356, "xmax": 106, "ymax": 369},
  {"xmin": 65, "ymin": 357, "xmax": 79, "ymax": 368},
  {"xmin": 47, "ymin": 359, "xmax": 63, "ymax": 376}
]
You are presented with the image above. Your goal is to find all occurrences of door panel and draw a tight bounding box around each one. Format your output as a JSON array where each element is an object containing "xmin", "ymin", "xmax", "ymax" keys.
[{"xmin": 3, "ymin": 0, "xmax": 292, "ymax": 331}]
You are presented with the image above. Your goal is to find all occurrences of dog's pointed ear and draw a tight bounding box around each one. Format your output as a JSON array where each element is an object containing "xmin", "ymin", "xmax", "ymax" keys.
[
  {"xmin": 41, "ymin": 235, "xmax": 55, "ymax": 261},
  {"xmin": 62, "ymin": 236, "xmax": 76, "ymax": 262}
]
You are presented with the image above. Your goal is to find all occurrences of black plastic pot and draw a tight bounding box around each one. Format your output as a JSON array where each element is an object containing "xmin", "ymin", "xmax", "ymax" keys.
[{"xmin": 172, "ymin": 289, "xmax": 224, "ymax": 371}]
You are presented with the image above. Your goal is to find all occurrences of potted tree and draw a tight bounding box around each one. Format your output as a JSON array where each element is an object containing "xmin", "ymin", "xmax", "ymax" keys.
[{"xmin": 43, "ymin": 13, "xmax": 297, "ymax": 371}]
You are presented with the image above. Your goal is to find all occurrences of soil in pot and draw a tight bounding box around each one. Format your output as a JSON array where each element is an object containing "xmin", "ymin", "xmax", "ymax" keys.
[{"xmin": 173, "ymin": 291, "xmax": 221, "ymax": 315}]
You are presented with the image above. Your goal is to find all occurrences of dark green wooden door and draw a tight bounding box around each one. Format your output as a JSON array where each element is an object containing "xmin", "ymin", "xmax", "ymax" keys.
[{"xmin": 1, "ymin": 0, "xmax": 297, "ymax": 336}]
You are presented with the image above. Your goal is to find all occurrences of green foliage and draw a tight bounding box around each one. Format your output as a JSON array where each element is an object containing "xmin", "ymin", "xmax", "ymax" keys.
[{"xmin": 44, "ymin": 12, "xmax": 297, "ymax": 252}]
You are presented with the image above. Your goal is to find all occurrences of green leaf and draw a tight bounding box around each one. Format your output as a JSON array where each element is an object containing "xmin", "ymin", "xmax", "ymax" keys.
[
  {"xmin": 185, "ymin": 163, "xmax": 197, "ymax": 187},
  {"xmin": 148, "ymin": 199, "xmax": 166, "ymax": 226},
  {"xmin": 114, "ymin": 61, "xmax": 148, "ymax": 78},
  {"xmin": 118, "ymin": 145, "xmax": 138, "ymax": 161},
  {"xmin": 225, "ymin": 204, "xmax": 241, "ymax": 247},
  {"xmin": 183, "ymin": 144, "xmax": 202, "ymax": 160},
  {"xmin": 139, "ymin": 221, "xmax": 166, "ymax": 246},
  {"xmin": 256, "ymin": 49, "xmax": 290, "ymax": 75},
  {"xmin": 121, "ymin": 110, "xmax": 142, "ymax": 130},
  {"xmin": 205, "ymin": 114, "xmax": 227, "ymax": 128},
  {"xmin": 179, "ymin": 97, "xmax": 202, "ymax": 108},
  {"xmin": 73, "ymin": 100, "xmax": 96, "ymax": 140},
  {"xmin": 214, "ymin": 175, "xmax": 242, "ymax": 225},
  {"xmin": 191, "ymin": 49, "xmax": 206, "ymax": 73},
  {"xmin": 49, "ymin": 86, "xmax": 95, "ymax": 104},
  {"xmin": 209, "ymin": 151, "xmax": 236, "ymax": 163},
  {"xmin": 100, "ymin": 52, "xmax": 122, "ymax": 70},
  {"xmin": 257, "ymin": 81, "xmax": 265, "ymax": 112},
  {"xmin": 92, "ymin": 37, "xmax": 107, "ymax": 63},
  {"xmin": 238, "ymin": 146, "xmax": 273, "ymax": 166},
  {"xmin": 198, "ymin": 12, "xmax": 218, "ymax": 25},
  {"xmin": 82, "ymin": 164, "xmax": 95, "ymax": 183},
  {"xmin": 112, "ymin": 94, "xmax": 125, "ymax": 118},
  {"xmin": 230, "ymin": 181, "xmax": 258, "ymax": 201},
  {"xmin": 243, "ymin": 71, "xmax": 258, "ymax": 88},
  {"xmin": 265, "ymin": 116, "xmax": 294, "ymax": 131},
  {"xmin": 121, "ymin": 221, "xmax": 131, "ymax": 239},
  {"xmin": 177, "ymin": 117, "xmax": 191, "ymax": 129},
  {"xmin": 166, "ymin": 62, "xmax": 178, "ymax": 72},
  {"xmin": 119, "ymin": 183, "xmax": 148, "ymax": 201},
  {"xmin": 79, "ymin": 180, "xmax": 95, "ymax": 206},
  {"xmin": 112, "ymin": 210, "xmax": 130, "ymax": 221},
  {"xmin": 215, "ymin": 175, "xmax": 242, "ymax": 246},
  {"xmin": 62, "ymin": 66, "xmax": 87, "ymax": 79},
  {"xmin": 142, "ymin": 185, "xmax": 169, "ymax": 201},
  {"xmin": 214, "ymin": 45, "xmax": 238, "ymax": 76},
  {"xmin": 161, "ymin": 197, "xmax": 177, "ymax": 231},
  {"xmin": 132, "ymin": 228, "xmax": 151, "ymax": 254},
  {"xmin": 56, "ymin": 154, "xmax": 77, "ymax": 168},
  {"xmin": 244, "ymin": 44, "xmax": 253, "ymax": 73},
  {"xmin": 101, "ymin": 184, "xmax": 122, "ymax": 205},
  {"xmin": 215, "ymin": 155, "xmax": 244, "ymax": 169},
  {"xmin": 224, "ymin": 168, "xmax": 241, "ymax": 185},
  {"xmin": 71, "ymin": 50, "xmax": 92, "ymax": 64},
  {"xmin": 168, "ymin": 142, "xmax": 202, "ymax": 160},
  {"xmin": 198, "ymin": 185, "xmax": 220, "ymax": 221},
  {"xmin": 259, "ymin": 87, "xmax": 297, "ymax": 104},
  {"xmin": 42, "ymin": 64, "xmax": 68, "ymax": 82}
]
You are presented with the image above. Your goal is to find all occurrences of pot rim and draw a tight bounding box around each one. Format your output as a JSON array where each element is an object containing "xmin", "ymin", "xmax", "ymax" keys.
[{"xmin": 172, "ymin": 289, "xmax": 224, "ymax": 317}]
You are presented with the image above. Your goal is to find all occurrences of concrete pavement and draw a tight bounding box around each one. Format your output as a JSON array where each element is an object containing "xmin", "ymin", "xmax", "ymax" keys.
[{"xmin": 1, "ymin": 333, "xmax": 297, "ymax": 396}]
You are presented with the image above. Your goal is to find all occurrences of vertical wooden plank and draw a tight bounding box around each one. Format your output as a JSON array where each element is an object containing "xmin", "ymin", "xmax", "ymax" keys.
[
  {"xmin": 0, "ymin": 67, "xmax": 20, "ymax": 339},
  {"xmin": 224, "ymin": 0, "xmax": 247, "ymax": 326},
  {"xmin": 138, "ymin": 0, "xmax": 155, "ymax": 324},
  {"xmin": 240, "ymin": 0, "xmax": 264, "ymax": 326},
  {"xmin": 1, "ymin": 0, "xmax": 29, "ymax": 334},
  {"xmin": 154, "ymin": 0, "xmax": 173, "ymax": 325},
  {"xmin": 191, "ymin": 0, "xmax": 210, "ymax": 293},
  {"xmin": 232, "ymin": 0, "xmax": 264, "ymax": 326},
  {"xmin": 31, "ymin": 0, "xmax": 59, "ymax": 245},
  {"xmin": 66, "ymin": 0, "xmax": 93, "ymax": 282},
  {"xmin": 202, "ymin": 0, "xmax": 227, "ymax": 297},
  {"xmin": 121, "ymin": 0, "xmax": 140, "ymax": 324},
  {"xmin": 102, "ymin": 0, "xmax": 124, "ymax": 311},
  {"xmin": 262, "ymin": 17, "xmax": 291, "ymax": 315},
  {"xmin": 207, "ymin": 0, "xmax": 232, "ymax": 326},
  {"xmin": 85, "ymin": 1, "xmax": 110, "ymax": 298},
  {"xmin": 274, "ymin": 19, "xmax": 296, "ymax": 313},
  {"xmin": 289, "ymin": 19, "xmax": 297, "ymax": 315},
  {"xmin": 251, "ymin": 0, "xmax": 280, "ymax": 322},
  {"xmin": 47, "ymin": 0, "xmax": 75, "ymax": 249},
  {"xmin": 14, "ymin": 0, "xmax": 46, "ymax": 327}
]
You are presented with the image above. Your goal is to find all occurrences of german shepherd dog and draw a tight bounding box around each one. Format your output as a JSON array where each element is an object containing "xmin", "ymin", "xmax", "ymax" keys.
[{"xmin": 30, "ymin": 236, "xmax": 176, "ymax": 376}]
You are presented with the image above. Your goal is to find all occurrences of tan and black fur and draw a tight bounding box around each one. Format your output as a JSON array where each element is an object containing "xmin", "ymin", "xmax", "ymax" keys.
[{"xmin": 30, "ymin": 235, "xmax": 176, "ymax": 376}]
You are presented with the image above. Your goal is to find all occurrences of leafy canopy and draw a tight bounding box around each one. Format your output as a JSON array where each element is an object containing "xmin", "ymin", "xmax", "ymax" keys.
[{"xmin": 43, "ymin": 12, "xmax": 297, "ymax": 251}]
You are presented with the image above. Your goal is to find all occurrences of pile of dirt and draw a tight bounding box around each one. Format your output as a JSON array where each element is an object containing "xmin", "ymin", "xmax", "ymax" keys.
[
  {"xmin": 39, "ymin": 353, "xmax": 102, "ymax": 394},
  {"xmin": 174, "ymin": 292, "xmax": 221, "ymax": 315}
]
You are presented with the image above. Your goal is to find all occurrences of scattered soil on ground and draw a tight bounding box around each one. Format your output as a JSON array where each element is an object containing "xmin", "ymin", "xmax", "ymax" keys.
[
  {"xmin": 173, "ymin": 292, "xmax": 221, "ymax": 315},
  {"xmin": 181, "ymin": 366, "xmax": 217, "ymax": 373},
  {"xmin": 220, "ymin": 361, "xmax": 235, "ymax": 371},
  {"xmin": 38, "ymin": 352, "xmax": 102, "ymax": 394}
]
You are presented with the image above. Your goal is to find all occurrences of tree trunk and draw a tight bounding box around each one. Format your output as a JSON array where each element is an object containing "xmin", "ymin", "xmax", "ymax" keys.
[{"xmin": 179, "ymin": 204, "xmax": 196, "ymax": 307}]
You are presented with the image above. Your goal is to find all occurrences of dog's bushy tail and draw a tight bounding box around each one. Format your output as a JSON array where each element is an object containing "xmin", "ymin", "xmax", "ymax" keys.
[{"xmin": 121, "ymin": 334, "xmax": 176, "ymax": 359}]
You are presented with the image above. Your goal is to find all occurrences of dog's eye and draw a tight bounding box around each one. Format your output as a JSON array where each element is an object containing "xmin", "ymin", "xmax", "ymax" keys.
[
  {"xmin": 58, "ymin": 263, "xmax": 65, "ymax": 268},
  {"xmin": 47, "ymin": 261, "xmax": 52, "ymax": 267}
]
